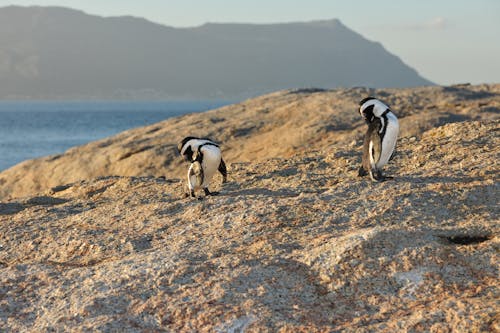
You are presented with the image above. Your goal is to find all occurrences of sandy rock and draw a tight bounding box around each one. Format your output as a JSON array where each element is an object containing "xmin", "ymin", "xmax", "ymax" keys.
[
  {"xmin": 0, "ymin": 84, "xmax": 498, "ymax": 199},
  {"xmin": 1, "ymin": 111, "xmax": 498, "ymax": 331}
]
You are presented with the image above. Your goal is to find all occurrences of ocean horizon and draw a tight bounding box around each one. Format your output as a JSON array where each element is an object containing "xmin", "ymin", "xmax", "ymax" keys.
[{"xmin": 0, "ymin": 100, "xmax": 231, "ymax": 171}]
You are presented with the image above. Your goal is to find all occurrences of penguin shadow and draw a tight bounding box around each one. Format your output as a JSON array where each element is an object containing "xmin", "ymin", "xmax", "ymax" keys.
[{"xmin": 178, "ymin": 180, "xmax": 299, "ymax": 200}]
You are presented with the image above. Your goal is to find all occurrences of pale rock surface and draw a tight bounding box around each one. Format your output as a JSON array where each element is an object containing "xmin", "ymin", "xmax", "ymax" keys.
[
  {"xmin": 0, "ymin": 84, "xmax": 498, "ymax": 200},
  {"xmin": 0, "ymin": 84, "xmax": 499, "ymax": 331}
]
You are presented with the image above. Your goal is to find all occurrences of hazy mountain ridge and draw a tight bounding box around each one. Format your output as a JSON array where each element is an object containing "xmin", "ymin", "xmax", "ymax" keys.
[{"xmin": 0, "ymin": 6, "xmax": 433, "ymax": 99}]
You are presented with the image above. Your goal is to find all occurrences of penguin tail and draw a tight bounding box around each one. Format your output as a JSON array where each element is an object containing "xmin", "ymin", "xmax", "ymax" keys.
[{"xmin": 218, "ymin": 158, "xmax": 228, "ymax": 183}]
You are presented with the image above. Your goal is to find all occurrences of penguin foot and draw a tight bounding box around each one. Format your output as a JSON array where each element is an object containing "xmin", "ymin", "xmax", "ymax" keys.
[
  {"xmin": 185, "ymin": 191, "xmax": 203, "ymax": 200},
  {"xmin": 204, "ymin": 188, "xmax": 219, "ymax": 196},
  {"xmin": 373, "ymin": 174, "xmax": 394, "ymax": 182},
  {"xmin": 358, "ymin": 166, "xmax": 368, "ymax": 177},
  {"xmin": 369, "ymin": 169, "xmax": 385, "ymax": 182}
]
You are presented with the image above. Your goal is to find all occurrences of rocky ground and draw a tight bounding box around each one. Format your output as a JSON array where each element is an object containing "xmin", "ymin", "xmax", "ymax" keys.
[
  {"xmin": 0, "ymin": 84, "xmax": 499, "ymax": 331},
  {"xmin": 0, "ymin": 83, "xmax": 498, "ymax": 200}
]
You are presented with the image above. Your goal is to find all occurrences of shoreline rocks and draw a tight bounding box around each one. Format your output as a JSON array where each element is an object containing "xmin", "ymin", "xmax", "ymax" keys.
[{"xmin": 0, "ymin": 85, "xmax": 499, "ymax": 331}]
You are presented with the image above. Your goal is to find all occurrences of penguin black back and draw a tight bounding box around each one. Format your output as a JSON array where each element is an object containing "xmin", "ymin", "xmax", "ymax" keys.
[
  {"xmin": 359, "ymin": 96, "xmax": 376, "ymax": 106},
  {"xmin": 178, "ymin": 136, "xmax": 219, "ymax": 162}
]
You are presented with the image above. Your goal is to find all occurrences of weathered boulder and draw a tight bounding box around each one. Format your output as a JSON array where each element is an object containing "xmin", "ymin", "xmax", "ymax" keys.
[{"xmin": 1, "ymin": 116, "xmax": 498, "ymax": 331}]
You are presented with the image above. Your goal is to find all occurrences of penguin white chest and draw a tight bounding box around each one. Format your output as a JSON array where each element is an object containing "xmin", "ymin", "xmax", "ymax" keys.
[
  {"xmin": 200, "ymin": 145, "xmax": 222, "ymax": 187},
  {"xmin": 377, "ymin": 112, "xmax": 399, "ymax": 168},
  {"xmin": 187, "ymin": 161, "xmax": 203, "ymax": 190}
]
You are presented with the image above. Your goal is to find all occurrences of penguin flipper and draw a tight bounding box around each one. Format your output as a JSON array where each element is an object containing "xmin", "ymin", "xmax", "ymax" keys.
[
  {"xmin": 369, "ymin": 132, "xmax": 382, "ymax": 166},
  {"xmin": 368, "ymin": 132, "xmax": 383, "ymax": 182}
]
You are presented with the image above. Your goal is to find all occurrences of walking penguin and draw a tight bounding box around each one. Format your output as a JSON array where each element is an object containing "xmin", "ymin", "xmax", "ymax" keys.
[
  {"xmin": 178, "ymin": 137, "xmax": 227, "ymax": 198},
  {"xmin": 358, "ymin": 97, "xmax": 399, "ymax": 181}
]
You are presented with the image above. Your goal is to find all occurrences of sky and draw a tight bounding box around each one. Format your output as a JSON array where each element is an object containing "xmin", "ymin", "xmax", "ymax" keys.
[{"xmin": 1, "ymin": 0, "xmax": 499, "ymax": 85}]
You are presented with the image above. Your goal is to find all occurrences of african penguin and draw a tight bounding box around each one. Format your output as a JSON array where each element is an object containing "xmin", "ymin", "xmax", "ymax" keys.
[
  {"xmin": 358, "ymin": 97, "xmax": 399, "ymax": 181},
  {"xmin": 178, "ymin": 136, "xmax": 227, "ymax": 198}
]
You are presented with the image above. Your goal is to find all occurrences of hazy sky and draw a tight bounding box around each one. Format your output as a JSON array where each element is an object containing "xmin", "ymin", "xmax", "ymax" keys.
[{"xmin": 1, "ymin": 0, "xmax": 499, "ymax": 85}]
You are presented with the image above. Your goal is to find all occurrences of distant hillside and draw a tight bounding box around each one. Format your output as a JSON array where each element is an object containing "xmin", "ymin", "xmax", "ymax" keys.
[{"xmin": 0, "ymin": 6, "xmax": 433, "ymax": 99}]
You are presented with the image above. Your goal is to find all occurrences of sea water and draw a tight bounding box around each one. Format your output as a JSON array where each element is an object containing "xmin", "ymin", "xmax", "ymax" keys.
[{"xmin": 0, "ymin": 100, "xmax": 230, "ymax": 171}]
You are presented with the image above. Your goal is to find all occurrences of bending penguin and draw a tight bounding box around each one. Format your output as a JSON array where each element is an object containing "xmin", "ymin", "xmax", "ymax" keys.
[
  {"xmin": 178, "ymin": 136, "xmax": 227, "ymax": 198},
  {"xmin": 358, "ymin": 97, "xmax": 399, "ymax": 181}
]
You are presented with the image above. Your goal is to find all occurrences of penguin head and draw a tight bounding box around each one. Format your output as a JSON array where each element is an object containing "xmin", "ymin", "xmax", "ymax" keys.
[
  {"xmin": 359, "ymin": 96, "xmax": 376, "ymax": 106},
  {"xmin": 178, "ymin": 136, "xmax": 199, "ymax": 161},
  {"xmin": 359, "ymin": 97, "xmax": 391, "ymax": 122}
]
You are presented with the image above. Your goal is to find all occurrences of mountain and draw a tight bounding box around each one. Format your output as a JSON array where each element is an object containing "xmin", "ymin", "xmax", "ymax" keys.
[{"xmin": 0, "ymin": 6, "xmax": 433, "ymax": 99}]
